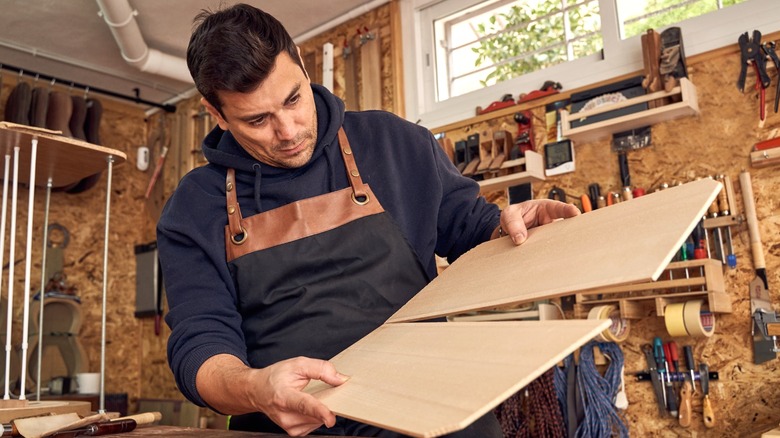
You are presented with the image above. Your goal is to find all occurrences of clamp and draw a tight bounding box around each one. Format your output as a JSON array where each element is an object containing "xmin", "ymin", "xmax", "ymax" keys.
[
  {"xmin": 762, "ymin": 41, "xmax": 780, "ymax": 113},
  {"xmin": 737, "ymin": 30, "xmax": 770, "ymax": 92}
]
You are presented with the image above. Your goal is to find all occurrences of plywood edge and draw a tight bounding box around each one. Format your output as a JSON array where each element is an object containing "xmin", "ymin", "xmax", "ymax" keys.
[
  {"xmin": 387, "ymin": 178, "xmax": 722, "ymax": 323},
  {"xmin": 306, "ymin": 320, "xmax": 610, "ymax": 437}
]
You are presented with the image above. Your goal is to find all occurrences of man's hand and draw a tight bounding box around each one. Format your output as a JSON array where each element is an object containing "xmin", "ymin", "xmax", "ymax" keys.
[
  {"xmin": 496, "ymin": 199, "xmax": 580, "ymax": 245},
  {"xmin": 196, "ymin": 354, "xmax": 348, "ymax": 436}
]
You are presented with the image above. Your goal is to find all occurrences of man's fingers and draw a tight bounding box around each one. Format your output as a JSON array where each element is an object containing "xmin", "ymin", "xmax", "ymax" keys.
[
  {"xmin": 312, "ymin": 360, "xmax": 350, "ymax": 387},
  {"xmin": 502, "ymin": 199, "xmax": 581, "ymax": 245},
  {"xmin": 288, "ymin": 390, "xmax": 336, "ymax": 428}
]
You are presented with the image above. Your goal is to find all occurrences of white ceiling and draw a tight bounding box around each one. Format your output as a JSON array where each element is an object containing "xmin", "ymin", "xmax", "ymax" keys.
[{"xmin": 0, "ymin": 0, "xmax": 379, "ymax": 113}]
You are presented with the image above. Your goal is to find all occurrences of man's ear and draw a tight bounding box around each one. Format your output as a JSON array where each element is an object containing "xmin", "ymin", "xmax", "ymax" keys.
[
  {"xmin": 201, "ymin": 97, "xmax": 229, "ymax": 130},
  {"xmin": 296, "ymin": 46, "xmax": 311, "ymax": 82}
]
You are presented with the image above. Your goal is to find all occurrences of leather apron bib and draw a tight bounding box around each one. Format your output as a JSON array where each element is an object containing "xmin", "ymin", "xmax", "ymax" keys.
[{"xmin": 225, "ymin": 127, "xmax": 429, "ymax": 372}]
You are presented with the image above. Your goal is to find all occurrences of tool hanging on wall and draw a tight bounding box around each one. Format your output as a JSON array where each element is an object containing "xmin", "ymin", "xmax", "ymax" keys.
[
  {"xmin": 761, "ymin": 41, "xmax": 780, "ymax": 113},
  {"xmin": 322, "ymin": 42, "xmax": 334, "ymax": 92},
  {"xmin": 342, "ymin": 35, "xmax": 359, "ymax": 111},
  {"xmin": 358, "ymin": 27, "xmax": 382, "ymax": 111},
  {"xmin": 144, "ymin": 115, "xmax": 168, "ymax": 199},
  {"xmin": 737, "ymin": 30, "xmax": 771, "ymax": 122},
  {"xmin": 740, "ymin": 170, "xmax": 779, "ymax": 364}
]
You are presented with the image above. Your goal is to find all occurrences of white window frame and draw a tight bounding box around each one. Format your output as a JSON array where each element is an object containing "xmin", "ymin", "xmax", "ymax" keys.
[{"xmin": 401, "ymin": 0, "xmax": 780, "ymax": 129}]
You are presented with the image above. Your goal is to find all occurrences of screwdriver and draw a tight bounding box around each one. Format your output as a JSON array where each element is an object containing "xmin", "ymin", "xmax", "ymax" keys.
[
  {"xmin": 683, "ymin": 345, "xmax": 697, "ymax": 392},
  {"xmin": 668, "ymin": 341, "xmax": 680, "ymax": 380},
  {"xmin": 654, "ymin": 337, "xmax": 678, "ymax": 416}
]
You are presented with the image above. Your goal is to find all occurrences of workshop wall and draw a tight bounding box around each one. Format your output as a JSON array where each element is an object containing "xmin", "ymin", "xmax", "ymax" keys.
[
  {"xmin": 0, "ymin": 74, "xmax": 170, "ymax": 409},
  {"xmin": 2, "ymin": 2, "xmax": 775, "ymax": 434},
  {"xmin": 434, "ymin": 34, "xmax": 780, "ymax": 436}
]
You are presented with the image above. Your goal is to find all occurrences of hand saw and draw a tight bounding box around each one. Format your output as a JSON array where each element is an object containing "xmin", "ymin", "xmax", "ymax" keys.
[{"xmin": 739, "ymin": 170, "xmax": 779, "ymax": 364}]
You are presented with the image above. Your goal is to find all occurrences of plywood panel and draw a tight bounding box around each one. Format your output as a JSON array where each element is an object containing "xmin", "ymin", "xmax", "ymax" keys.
[
  {"xmin": 390, "ymin": 178, "xmax": 721, "ymax": 323},
  {"xmin": 306, "ymin": 320, "xmax": 609, "ymax": 438}
]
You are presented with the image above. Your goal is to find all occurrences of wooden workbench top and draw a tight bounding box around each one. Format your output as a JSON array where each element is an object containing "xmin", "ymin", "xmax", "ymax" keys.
[{"xmin": 126, "ymin": 425, "xmax": 355, "ymax": 437}]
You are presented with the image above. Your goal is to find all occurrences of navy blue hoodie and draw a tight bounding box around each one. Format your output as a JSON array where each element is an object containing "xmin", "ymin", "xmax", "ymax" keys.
[{"xmin": 157, "ymin": 84, "xmax": 500, "ymax": 406}]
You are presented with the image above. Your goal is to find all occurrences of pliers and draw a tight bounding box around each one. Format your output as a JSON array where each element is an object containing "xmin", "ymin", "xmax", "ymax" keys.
[
  {"xmin": 738, "ymin": 30, "xmax": 771, "ymax": 92},
  {"xmin": 762, "ymin": 41, "xmax": 780, "ymax": 113}
]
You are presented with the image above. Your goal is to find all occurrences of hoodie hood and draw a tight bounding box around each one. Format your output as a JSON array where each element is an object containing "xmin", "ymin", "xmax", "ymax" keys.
[{"xmin": 201, "ymin": 83, "xmax": 345, "ymax": 177}]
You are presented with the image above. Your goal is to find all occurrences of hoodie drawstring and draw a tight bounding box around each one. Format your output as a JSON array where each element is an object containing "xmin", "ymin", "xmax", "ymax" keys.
[
  {"xmin": 252, "ymin": 163, "xmax": 263, "ymax": 211},
  {"xmin": 324, "ymin": 146, "xmax": 337, "ymax": 192}
]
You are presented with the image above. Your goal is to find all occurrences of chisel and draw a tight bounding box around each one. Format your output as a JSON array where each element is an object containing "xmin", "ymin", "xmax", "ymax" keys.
[
  {"xmin": 739, "ymin": 170, "xmax": 778, "ymax": 364},
  {"xmin": 700, "ymin": 363, "xmax": 715, "ymax": 428}
]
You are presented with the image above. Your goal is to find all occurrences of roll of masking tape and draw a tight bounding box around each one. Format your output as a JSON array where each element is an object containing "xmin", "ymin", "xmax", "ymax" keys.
[
  {"xmin": 664, "ymin": 302, "xmax": 688, "ymax": 337},
  {"xmin": 588, "ymin": 304, "xmax": 630, "ymax": 343},
  {"xmin": 665, "ymin": 300, "xmax": 716, "ymax": 338},
  {"xmin": 683, "ymin": 299, "xmax": 715, "ymax": 337}
]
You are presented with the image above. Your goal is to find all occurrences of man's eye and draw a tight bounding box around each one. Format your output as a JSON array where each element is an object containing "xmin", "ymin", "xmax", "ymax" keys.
[
  {"xmin": 288, "ymin": 94, "xmax": 300, "ymax": 105},
  {"xmin": 250, "ymin": 117, "xmax": 266, "ymax": 126}
]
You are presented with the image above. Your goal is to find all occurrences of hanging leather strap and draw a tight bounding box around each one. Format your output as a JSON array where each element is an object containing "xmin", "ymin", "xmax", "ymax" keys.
[
  {"xmin": 226, "ymin": 168, "xmax": 247, "ymax": 245},
  {"xmin": 337, "ymin": 128, "xmax": 369, "ymax": 203},
  {"xmin": 226, "ymin": 127, "xmax": 369, "ymax": 245}
]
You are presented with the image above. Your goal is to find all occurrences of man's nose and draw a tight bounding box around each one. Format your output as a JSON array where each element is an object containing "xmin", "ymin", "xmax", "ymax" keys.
[{"xmin": 275, "ymin": 112, "xmax": 296, "ymax": 140}]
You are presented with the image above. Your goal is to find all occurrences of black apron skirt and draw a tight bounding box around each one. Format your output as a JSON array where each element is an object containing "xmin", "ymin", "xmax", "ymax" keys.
[{"xmin": 225, "ymin": 128, "xmax": 501, "ymax": 437}]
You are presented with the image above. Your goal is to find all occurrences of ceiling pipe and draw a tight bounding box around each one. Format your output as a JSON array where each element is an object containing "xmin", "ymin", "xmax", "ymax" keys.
[{"xmin": 95, "ymin": 0, "xmax": 192, "ymax": 84}]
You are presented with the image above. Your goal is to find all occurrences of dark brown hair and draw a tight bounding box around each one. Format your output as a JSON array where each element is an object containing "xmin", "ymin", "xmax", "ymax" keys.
[{"xmin": 187, "ymin": 3, "xmax": 305, "ymax": 116}]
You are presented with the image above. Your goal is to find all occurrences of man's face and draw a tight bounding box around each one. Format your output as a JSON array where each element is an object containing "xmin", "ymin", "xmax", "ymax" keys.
[{"xmin": 205, "ymin": 52, "xmax": 318, "ymax": 169}]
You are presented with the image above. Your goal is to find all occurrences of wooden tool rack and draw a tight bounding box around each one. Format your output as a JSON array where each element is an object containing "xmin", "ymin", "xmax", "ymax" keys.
[
  {"xmin": 560, "ymin": 77, "xmax": 699, "ymax": 144},
  {"xmin": 477, "ymin": 150, "xmax": 545, "ymax": 194},
  {"xmin": 573, "ymin": 258, "xmax": 731, "ymax": 320}
]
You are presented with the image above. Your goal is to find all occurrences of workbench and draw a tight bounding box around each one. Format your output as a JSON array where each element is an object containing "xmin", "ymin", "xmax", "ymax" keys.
[{"xmin": 124, "ymin": 425, "xmax": 354, "ymax": 437}]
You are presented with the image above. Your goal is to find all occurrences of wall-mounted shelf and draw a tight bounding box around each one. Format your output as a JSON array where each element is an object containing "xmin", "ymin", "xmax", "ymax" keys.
[
  {"xmin": 573, "ymin": 258, "xmax": 731, "ymax": 320},
  {"xmin": 0, "ymin": 122, "xmax": 125, "ymax": 418},
  {"xmin": 560, "ymin": 78, "xmax": 700, "ymax": 144},
  {"xmin": 477, "ymin": 150, "xmax": 545, "ymax": 194},
  {"xmin": 0, "ymin": 122, "xmax": 126, "ymax": 188}
]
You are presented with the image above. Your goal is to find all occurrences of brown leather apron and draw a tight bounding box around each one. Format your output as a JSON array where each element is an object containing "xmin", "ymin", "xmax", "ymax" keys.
[{"xmin": 224, "ymin": 127, "xmax": 429, "ymax": 370}]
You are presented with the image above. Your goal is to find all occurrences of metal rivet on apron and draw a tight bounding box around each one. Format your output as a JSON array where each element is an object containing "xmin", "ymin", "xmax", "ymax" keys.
[
  {"xmin": 228, "ymin": 206, "xmax": 236, "ymax": 215},
  {"xmin": 350, "ymin": 170, "xmax": 359, "ymax": 177},
  {"xmin": 343, "ymin": 147, "xmax": 352, "ymax": 155},
  {"xmin": 226, "ymin": 182, "xmax": 234, "ymax": 192}
]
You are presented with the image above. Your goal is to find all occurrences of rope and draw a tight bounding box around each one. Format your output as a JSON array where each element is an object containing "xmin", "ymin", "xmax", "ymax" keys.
[
  {"xmin": 553, "ymin": 354, "xmax": 574, "ymax": 435},
  {"xmin": 575, "ymin": 341, "xmax": 629, "ymax": 438},
  {"xmin": 495, "ymin": 368, "xmax": 566, "ymax": 438}
]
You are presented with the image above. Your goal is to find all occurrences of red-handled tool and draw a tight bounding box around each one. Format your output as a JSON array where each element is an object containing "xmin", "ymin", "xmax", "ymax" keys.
[
  {"xmin": 144, "ymin": 146, "xmax": 168, "ymax": 199},
  {"xmin": 654, "ymin": 337, "xmax": 677, "ymax": 416}
]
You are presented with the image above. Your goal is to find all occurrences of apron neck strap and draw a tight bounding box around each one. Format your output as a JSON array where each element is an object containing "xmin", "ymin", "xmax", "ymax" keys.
[
  {"xmin": 225, "ymin": 168, "xmax": 247, "ymax": 244},
  {"xmin": 337, "ymin": 128, "xmax": 368, "ymax": 202},
  {"xmin": 225, "ymin": 127, "xmax": 368, "ymax": 242}
]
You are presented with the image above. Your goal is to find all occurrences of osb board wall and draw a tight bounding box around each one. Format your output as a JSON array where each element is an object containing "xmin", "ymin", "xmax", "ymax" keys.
[
  {"xmin": 0, "ymin": 74, "xmax": 180, "ymax": 409},
  {"xmin": 435, "ymin": 38, "xmax": 780, "ymax": 435},
  {"xmin": 297, "ymin": 1, "xmax": 401, "ymax": 115}
]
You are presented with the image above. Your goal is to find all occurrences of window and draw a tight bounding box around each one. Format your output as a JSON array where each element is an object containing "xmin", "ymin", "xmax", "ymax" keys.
[
  {"xmin": 434, "ymin": 0, "xmax": 601, "ymax": 101},
  {"xmin": 404, "ymin": 0, "xmax": 779, "ymax": 129},
  {"xmin": 618, "ymin": 0, "xmax": 750, "ymax": 39}
]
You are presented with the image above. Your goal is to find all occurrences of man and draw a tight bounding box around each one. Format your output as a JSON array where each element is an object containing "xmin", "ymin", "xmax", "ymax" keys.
[{"xmin": 157, "ymin": 4, "xmax": 579, "ymax": 436}]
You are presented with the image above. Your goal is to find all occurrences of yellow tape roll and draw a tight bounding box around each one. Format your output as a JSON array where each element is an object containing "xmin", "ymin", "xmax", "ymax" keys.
[
  {"xmin": 665, "ymin": 300, "xmax": 716, "ymax": 337},
  {"xmin": 664, "ymin": 302, "xmax": 689, "ymax": 337},
  {"xmin": 683, "ymin": 299, "xmax": 716, "ymax": 337},
  {"xmin": 587, "ymin": 304, "xmax": 630, "ymax": 343}
]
